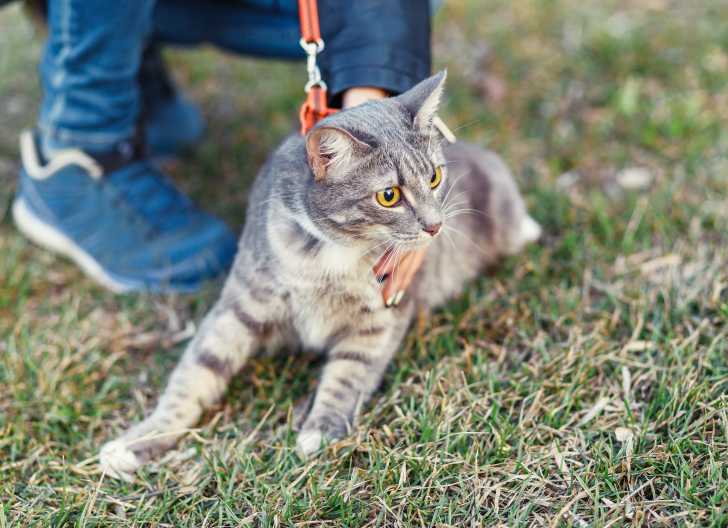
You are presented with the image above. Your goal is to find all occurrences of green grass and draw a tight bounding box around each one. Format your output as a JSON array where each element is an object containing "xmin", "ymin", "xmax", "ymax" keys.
[{"xmin": 1, "ymin": 0, "xmax": 727, "ymax": 525}]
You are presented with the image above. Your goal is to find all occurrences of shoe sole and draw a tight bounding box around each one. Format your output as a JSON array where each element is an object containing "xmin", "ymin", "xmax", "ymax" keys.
[{"xmin": 12, "ymin": 197, "xmax": 138, "ymax": 293}]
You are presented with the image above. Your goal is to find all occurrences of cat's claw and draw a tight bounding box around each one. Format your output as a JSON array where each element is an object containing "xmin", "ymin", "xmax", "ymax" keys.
[
  {"xmin": 296, "ymin": 429, "xmax": 328, "ymax": 458},
  {"xmin": 99, "ymin": 439, "xmax": 142, "ymax": 482}
]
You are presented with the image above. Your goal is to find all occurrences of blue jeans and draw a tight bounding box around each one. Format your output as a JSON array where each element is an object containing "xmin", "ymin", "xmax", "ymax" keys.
[{"xmin": 39, "ymin": 0, "xmax": 303, "ymax": 153}]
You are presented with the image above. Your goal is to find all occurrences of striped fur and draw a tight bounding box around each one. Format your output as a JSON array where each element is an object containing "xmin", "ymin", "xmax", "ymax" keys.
[{"xmin": 99, "ymin": 73, "xmax": 540, "ymax": 479}]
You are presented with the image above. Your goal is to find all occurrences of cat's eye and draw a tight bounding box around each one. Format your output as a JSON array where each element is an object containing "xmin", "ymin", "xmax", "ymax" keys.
[
  {"xmin": 376, "ymin": 187, "xmax": 402, "ymax": 207},
  {"xmin": 430, "ymin": 166, "xmax": 443, "ymax": 189}
]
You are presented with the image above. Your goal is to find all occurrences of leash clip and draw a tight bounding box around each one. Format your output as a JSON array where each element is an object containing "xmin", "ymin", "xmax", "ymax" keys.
[{"xmin": 299, "ymin": 38, "xmax": 327, "ymax": 92}]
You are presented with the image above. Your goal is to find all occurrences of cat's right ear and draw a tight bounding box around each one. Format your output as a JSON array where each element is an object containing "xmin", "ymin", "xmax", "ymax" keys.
[
  {"xmin": 305, "ymin": 126, "xmax": 372, "ymax": 182},
  {"xmin": 397, "ymin": 70, "xmax": 447, "ymax": 131}
]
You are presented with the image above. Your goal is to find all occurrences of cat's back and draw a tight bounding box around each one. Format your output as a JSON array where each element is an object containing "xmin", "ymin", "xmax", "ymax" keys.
[
  {"xmin": 247, "ymin": 134, "xmax": 308, "ymax": 210},
  {"xmin": 238, "ymin": 134, "xmax": 308, "ymax": 250}
]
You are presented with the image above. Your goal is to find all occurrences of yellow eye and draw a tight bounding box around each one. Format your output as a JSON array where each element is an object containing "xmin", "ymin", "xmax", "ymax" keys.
[
  {"xmin": 376, "ymin": 187, "xmax": 402, "ymax": 207},
  {"xmin": 431, "ymin": 166, "xmax": 443, "ymax": 189}
]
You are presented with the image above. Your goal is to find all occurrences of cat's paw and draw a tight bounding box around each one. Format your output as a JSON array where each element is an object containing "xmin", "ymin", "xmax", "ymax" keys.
[
  {"xmin": 296, "ymin": 429, "xmax": 328, "ymax": 458},
  {"xmin": 296, "ymin": 414, "xmax": 351, "ymax": 458},
  {"xmin": 99, "ymin": 439, "xmax": 143, "ymax": 482},
  {"xmin": 99, "ymin": 423, "xmax": 178, "ymax": 481}
]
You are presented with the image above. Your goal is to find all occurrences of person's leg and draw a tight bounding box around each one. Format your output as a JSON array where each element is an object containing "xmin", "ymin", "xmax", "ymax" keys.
[
  {"xmin": 151, "ymin": 0, "xmax": 302, "ymax": 60},
  {"xmin": 144, "ymin": 0, "xmax": 442, "ymax": 153},
  {"xmin": 138, "ymin": 42, "xmax": 206, "ymax": 158},
  {"xmin": 15, "ymin": 0, "xmax": 237, "ymax": 293},
  {"xmin": 137, "ymin": 0, "xmax": 301, "ymax": 158},
  {"xmin": 38, "ymin": 0, "xmax": 153, "ymax": 154}
]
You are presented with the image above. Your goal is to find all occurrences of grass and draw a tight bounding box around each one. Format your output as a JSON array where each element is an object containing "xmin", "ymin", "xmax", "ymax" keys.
[{"xmin": 1, "ymin": 0, "xmax": 727, "ymax": 525}]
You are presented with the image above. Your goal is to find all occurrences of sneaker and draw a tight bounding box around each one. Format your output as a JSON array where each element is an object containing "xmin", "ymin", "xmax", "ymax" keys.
[
  {"xmin": 139, "ymin": 44, "xmax": 205, "ymax": 159},
  {"xmin": 13, "ymin": 130, "xmax": 237, "ymax": 293}
]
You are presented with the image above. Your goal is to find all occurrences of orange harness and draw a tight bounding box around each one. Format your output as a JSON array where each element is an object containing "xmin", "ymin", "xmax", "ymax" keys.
[{"xmin": 297, "ymin": 0, "xmax": 338, "ymax": 134}]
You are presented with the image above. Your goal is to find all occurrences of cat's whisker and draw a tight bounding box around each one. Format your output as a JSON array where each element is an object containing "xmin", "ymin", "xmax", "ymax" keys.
[
  {"xmin": 377, "ymin": 242, "xmax": 404, "ymax": 291},
  {"xmin": 357, "ymin": 238, "xmax": 395, "ymax": 260},
  {"xmin": 443, "ymin": 204, "xmax": 478, "ymax": 218},
  {"xmin": 445, "ymin": 206, "xmax": 484, "ymax": 214},
  {"xmin": 439, "ymin": 172, "xmax": 469, "ymax": 206},
  {"xmin": 443, "ymin": 206, "xmax": 474, "ymax": 217},
  {"xmin": 442, "ymin": 198, "xmax": 471, "ymax": 212},
  {"xmin": 450, "ymin": 118, "xmax": 485, "ymax": 134},
  {"xmin": 443, "ymin": 191, "xmax": 468, "ymax": 202},
  {"xmin": 449, "ymin": 204, "xmax": 497, "ymax": 219},
  {"xmin": 375, "ymin": 248, "xmax": 396, "ymax": 291},
  {"xmin": 444, "ymin": 208, "xmax": 491, "ymax": 220},
  {"xmin": 391, "ymin": 244, "xmax": 405, "ymax": 287},
  {"xmin": 389, "ymin": 243, "xmax": 410, "ymax": 296},
  {"xmin": 443, "ymin": 229, "xmax": 458, "ymax": 251},
  {"xmin": 384, "ymin": 243, "xmax": 401, "ymax": 273},
  {"xmin": 442, "ymin": 225, "xmax": 488, "ymax": 256},
  {"xmin": 364, "ymin": 238, "xmax": 393, "ymax": 255}
]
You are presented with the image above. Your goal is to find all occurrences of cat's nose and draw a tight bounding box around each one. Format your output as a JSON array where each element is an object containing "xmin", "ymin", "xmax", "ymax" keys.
[{"xmin": 423, "ymin": 223, "xmax": 442, "ymax": 236}]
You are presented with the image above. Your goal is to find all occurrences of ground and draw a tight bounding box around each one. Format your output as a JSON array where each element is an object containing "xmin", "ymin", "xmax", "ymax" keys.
[{"xmin": 1, "ymin": 0, "xmax": 727, "ymax": 526}]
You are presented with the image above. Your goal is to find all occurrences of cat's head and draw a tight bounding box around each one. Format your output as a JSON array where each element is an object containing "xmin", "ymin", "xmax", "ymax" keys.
[{"xmin": 304, "ymin": 71, "xmax": 451, "ymax": 251}]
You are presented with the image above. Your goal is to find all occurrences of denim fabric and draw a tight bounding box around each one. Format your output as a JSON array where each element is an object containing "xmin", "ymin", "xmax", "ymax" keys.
[
  {"xmin": 38, "ymin": 0, "xmax": 432, "ymax": 153},
  {"xmin": 39, "ymin": 0, "xmax": 155, "ymax": 153},
  {"xmin": 151, "ymin": 0, "xmax": 303, "ymax": 60}
]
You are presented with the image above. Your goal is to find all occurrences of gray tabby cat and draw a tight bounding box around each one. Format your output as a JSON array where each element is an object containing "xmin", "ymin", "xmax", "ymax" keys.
[{"xmin": 100, "ymin": 71, "xmax": 541, "ymax": 480}]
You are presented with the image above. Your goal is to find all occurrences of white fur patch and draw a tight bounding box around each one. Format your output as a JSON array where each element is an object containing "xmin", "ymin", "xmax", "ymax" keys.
[
  {"xmin": 505, "ymin": 215, "xmax": 542, "ymax": 255},
  {"xmin": 520, "ymin": 215, "xmax": 542, "ymax": 244},
  {"xmin": 99, "ymin": 440, "xmax": 141, "ymax": 482},
  {"xmin": 202, "ymin": 311, "xmax": 243, "ymax": 349},
  {"xmin": 316, "ymin": 244, "xmax": 363, "ymax": 275},
  {"xmin": 296, "ymin": 429, "xmax": 326, "ymax": 458}
]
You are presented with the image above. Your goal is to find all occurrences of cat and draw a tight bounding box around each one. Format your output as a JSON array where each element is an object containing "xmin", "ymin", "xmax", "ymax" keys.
[{"xmin": 100, "ymin": 71, "xmax": 541, "ymax": 480}]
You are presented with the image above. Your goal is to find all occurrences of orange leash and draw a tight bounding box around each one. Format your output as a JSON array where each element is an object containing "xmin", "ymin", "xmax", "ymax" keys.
[{"xmin": 298, "ymin": 0, "xmax": 338, "ymax": 134}]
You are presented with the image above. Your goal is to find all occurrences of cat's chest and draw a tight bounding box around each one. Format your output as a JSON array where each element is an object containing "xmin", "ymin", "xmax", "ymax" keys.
[{"xmin": 287, "ymin": 279, "xmax": 382, "ymax": 350}]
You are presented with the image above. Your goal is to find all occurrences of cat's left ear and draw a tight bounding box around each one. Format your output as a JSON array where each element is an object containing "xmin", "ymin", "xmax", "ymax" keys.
[
  {"xmin": 397, "ymin": 70, "xmax": 447, "ymax": 131},
  {"xmin": 305, "ymin": 126, "xmax": 373, "ymax": 181}
]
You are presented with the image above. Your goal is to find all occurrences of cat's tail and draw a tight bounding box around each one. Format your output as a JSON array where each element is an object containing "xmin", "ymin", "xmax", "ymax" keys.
[
  {"xmin": 443, "ymin": 141, "xmax": 541, "ymax": 256},
  {"xmin": 505, "ymin": 214, "xmax": 542, "ymax": 255}
]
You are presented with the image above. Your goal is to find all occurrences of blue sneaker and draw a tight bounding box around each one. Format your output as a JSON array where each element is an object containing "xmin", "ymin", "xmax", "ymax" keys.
[
  {"xmin": 13, "ymin": 130, "xmax": 237, "ymax": 293},
  {"xmin": 139, "ymin": 44, "xmax": 205, "ymax": 159}
]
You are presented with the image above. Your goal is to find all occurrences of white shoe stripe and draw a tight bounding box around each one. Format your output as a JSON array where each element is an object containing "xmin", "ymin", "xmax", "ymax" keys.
[{"xmin": 20, "ymin": 129, "xmax": 103, "ymax": 181}]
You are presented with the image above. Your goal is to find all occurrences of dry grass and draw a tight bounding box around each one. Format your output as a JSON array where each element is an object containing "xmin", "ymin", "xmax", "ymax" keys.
[{"xmin": 1, "ymin": 0, "xmax": 727, "ymax": 526}]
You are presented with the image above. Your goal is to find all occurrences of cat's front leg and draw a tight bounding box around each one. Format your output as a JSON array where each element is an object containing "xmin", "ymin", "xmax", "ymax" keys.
[
  {"xmin": 100, "ymin": 284, "xmax": 280, "ymax": 481},
  {"xmin": 297, "ymin": 310, "xmax": 411, "ymax": 457}
]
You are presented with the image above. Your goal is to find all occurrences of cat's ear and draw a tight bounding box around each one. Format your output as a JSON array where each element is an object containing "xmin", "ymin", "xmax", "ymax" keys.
[
  {"xmin": 305, "ymin": 126, "xmax": 373, "ymax": 181},
  {"xmin": 397, "ymin": 70, "xmax": 447, "ymax": 131}
]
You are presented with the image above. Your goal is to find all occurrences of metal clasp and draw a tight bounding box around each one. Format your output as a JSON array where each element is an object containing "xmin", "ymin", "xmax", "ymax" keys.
[{"xmin": 299, "ymin": 38, "xmax": 327, "ymax": 92}]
